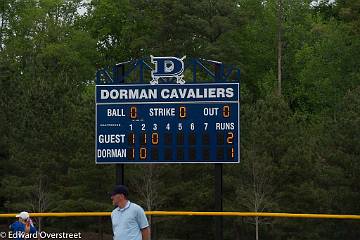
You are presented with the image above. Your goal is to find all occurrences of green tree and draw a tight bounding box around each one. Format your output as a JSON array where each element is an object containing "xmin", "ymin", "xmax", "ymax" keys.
[{"xmin": 317, "ymin": 87, "xmax": 360, "ymax": 239}]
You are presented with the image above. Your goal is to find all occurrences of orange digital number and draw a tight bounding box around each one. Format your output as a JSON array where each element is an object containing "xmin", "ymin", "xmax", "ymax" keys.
[
  {"xmin": 179, "ymin": 106, "xmax": 186, "ymax": 118},
  {"xmin": 227, "ymin": 132, "xmax": 234, "ymax": 144},
  {"xmin": 141, "ymin": 133, "xmax": 147, "ymax": 144},
  {"xmin": 129, "ymin": 133, "xmax": 135, "ymax": 144},
  {"xmin": 223, "ymin": 105, "xmax": 230, "ymax": 118},
  {"xmin": 130, "ymin": 106, "xmax": 137, "ymax": 119},
  {"xmin": 129, "ymin": 148, "xmax": 135, "ymax": 160},
  {"xmin": 152, "ymin": 132, "xmax": 159, "ymax": 145},
  {"xmin": 140, "ymin": 147, "xmax": 147, "ymax": 160}
]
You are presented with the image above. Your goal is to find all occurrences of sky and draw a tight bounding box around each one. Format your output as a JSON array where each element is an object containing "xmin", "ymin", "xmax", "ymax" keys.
[{"xmin": 77, "ymin": 0, "xmax": 90, "ymax": 16}]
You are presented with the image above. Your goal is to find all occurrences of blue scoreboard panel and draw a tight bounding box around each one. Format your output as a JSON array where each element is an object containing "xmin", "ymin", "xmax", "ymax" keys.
[{"xmin": 96, "ymin": 83, "xmax": 239, "ymax": 163}]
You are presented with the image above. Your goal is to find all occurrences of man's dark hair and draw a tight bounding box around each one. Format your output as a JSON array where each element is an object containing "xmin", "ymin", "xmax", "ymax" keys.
[{"xmin": 111, "ymin": 185, "xmax": 129, "ymax": 198}]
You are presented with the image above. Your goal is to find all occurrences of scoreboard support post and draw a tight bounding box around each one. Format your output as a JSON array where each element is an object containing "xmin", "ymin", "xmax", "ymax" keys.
[
  {"xmin": 116, "ymin": 164, "xmax": 124, "ymax": 185},
  {"xmin": 215, "ymin": 163, "xmax": 223, "ymax": 240}
]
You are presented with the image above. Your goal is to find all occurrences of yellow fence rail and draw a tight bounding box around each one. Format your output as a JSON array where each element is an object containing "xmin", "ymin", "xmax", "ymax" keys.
[{"xmin": 0, "ymin": 211, "xmax": 359, "ymax": 220}]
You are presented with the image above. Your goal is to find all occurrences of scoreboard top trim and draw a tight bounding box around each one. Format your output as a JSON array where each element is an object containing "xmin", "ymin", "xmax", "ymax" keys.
[
  {"xmin": 95, "ymin": 82, "xmax": 239, "ymax": 86},
  {"xmin": 96, "ymin": 82, "xmax": 239, "ymax": 104}
]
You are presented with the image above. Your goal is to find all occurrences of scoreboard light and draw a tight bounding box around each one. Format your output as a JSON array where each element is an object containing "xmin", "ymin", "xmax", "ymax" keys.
[{"xmin": 96, "ymin": 83, "xmax": 240, "ymax": 164}]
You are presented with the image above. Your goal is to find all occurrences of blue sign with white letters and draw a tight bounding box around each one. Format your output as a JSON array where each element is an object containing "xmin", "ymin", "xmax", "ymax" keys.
[{"xmin": 96, "ymin": 83, "xmax": 240, "ymax": 164}]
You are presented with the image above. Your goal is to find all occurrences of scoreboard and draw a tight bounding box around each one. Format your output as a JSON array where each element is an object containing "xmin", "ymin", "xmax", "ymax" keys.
[{"xmin": 95, "ymin": 83, "xmax": 239, "ymax": 163}]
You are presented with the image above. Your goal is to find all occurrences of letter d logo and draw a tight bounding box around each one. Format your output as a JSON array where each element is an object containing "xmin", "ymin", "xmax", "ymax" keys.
[{"xmin": 151, "ymin": 56, "xmax": 186, "ymax": 84}]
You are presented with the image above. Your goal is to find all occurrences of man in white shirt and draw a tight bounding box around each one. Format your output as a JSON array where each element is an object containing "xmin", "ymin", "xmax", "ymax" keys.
[{"xmin": 110, "ymin": 185, "xmax": 150, "ymax": 240}]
